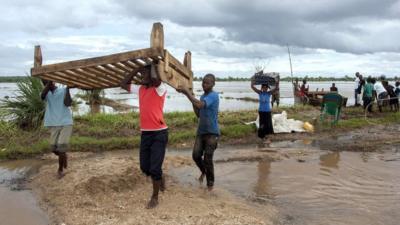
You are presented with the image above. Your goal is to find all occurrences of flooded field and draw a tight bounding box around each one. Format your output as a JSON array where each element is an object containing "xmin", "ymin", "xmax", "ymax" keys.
[
  {"xmin": 170, "ymin": 142, "xmax": 400, "ymax": 225},
  {"xmin": 1, "ymin": 81, "xmax": 362, "ymax": 114},
  {"xmin": 0, "ymin": 160, "xmax": 49, "ymax": 225}
]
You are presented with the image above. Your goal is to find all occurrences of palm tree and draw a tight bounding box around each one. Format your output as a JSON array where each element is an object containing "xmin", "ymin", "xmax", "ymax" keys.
[{"xmin": 0, "ymin": 76, "xmax": 45, "ymax": 129}]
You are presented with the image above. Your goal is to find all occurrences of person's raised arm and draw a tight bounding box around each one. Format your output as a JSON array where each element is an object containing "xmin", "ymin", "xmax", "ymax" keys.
[
  {"xmin": 41, "ymin": 81, "xmax": 52, "ymax": 100},
  {"xmin": 150, "ymin": 64, "xmax": 161, "ymax": 87},
  {"xmin": 64, "ymin": 87, "xmax": 73, "ymax": 107},
  {"xmin": 176, "ymin": 86, "xmax": 204, "ymax": 117},
  {"xmin": 251, "ymin": 78, "xmax": 261, "ymax": 94},
  {"xmin": 120, "ymin": 68, "xmax": 145, "ymax": 91}
]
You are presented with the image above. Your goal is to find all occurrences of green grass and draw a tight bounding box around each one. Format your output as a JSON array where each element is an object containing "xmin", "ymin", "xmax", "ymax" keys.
[{"xmin": 1, "ymin": 107, "xmax": 399, "ymax": 160}]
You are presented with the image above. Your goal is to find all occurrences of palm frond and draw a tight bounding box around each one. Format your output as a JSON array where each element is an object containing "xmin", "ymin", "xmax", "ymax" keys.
[{"xmin": 0, "ymin": 76, "xmax": 45, "ymax": 129}]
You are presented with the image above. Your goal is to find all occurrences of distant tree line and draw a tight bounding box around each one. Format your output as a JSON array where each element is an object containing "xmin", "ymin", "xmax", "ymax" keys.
[
  {"xmin": 0, "ymin": 76, "xmax": 28, "ymax": 83},
  {"xmin": 194, "ymin": 75, "xmax": 399, "ymax": 82},
  {"xmin": 2, "ymin": 75, "xmax": 398, "ymax": 83}
]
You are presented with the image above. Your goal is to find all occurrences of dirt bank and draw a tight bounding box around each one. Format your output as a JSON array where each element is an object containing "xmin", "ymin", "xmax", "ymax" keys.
[
  {"xmin": 227, "ymin": 123, "xmax": 400, "ymax": 152},
  {"xmin": 31, "ymin": 151, "xmax": 278, "ymax": 225}
]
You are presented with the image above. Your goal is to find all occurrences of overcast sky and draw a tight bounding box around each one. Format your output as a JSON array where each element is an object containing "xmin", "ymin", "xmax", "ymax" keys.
[{"xmin": 1, "ymin": 0, "xmax": 400, "ymax": 78}]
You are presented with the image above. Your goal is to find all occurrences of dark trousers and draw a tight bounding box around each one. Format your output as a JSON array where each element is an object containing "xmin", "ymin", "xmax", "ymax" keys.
[
  {"xmin": 258, "ymin": 111, "xmax": 274, "ymax": 139},
  {"xmin": 140, "ymin": 129, "xmax": 168, "ymax": 181},
  {"xmin": 193, "ymin": 134, "xmax": 219, "ymax": 187},
  {"xmin": 363, "ymin": 96, "xmax": 373, "ymax": 112}
]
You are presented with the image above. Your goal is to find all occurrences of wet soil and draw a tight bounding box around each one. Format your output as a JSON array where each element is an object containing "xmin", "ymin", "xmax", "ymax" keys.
[{"xmin": 30, "ymin": 151, "xmax": 277, "ymax": 225}]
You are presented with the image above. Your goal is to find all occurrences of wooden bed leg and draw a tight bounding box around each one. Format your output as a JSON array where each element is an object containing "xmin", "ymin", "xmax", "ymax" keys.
[
  {"xmin": 151, "ymin": 23, "xmax": 164, "ymax": 50},
  {"xmin": 34, "ymin": 45, "xmax": 42, "ymax": 68}
]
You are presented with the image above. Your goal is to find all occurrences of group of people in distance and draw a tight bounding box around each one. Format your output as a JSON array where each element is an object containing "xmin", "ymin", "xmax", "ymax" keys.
[
  {"xmin": 40, "ymin": 64, "xmax": 277, "ymax": 209},
  {"xmin": 354, "ymin": 72, "xmax": 400, "ymax": 112}
]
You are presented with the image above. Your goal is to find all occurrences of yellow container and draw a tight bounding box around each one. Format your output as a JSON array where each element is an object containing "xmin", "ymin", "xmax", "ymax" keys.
[{"xmin": 303, "ymin": 122, "xmax": 314, "ymax": 133}]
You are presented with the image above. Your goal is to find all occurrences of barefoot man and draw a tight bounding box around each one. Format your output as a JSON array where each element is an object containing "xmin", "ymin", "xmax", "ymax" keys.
[
  {"xmin": 41, "ymin": 80, "xmax": 73, "ymax": 178},
  {"xmin": 120, "ymin": 63, "xmax": 168, "ymax": 209},
  {"xmin": 177, "ymin": 74, "xmax": 220, "ymax": 191}
]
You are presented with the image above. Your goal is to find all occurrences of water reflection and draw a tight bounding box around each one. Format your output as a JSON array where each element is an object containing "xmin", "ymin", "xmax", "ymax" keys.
[
  {"xmin": 254, "ymin": 160, "xmax": 271, "ymax": 196},
  {"xmin": 0, "ymin": 160, "xmax": 50, "ymax": 225},
  {"xmin": 360, "ymin": 152, "xmax": 371, "ymax": 163},
  {"xmin": 319, "ymin": 151, "xmax": 340, "ymax": 169}
]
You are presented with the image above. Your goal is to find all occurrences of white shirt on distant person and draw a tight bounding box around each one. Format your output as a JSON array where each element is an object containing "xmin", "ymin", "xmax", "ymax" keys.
[
  {"xmin": 354, "ymin": 77, "xmax": 360, "ymax": 89},
  {"xmin": 374, "ymin": 82, "xmax": 386, "ymax": 95}
]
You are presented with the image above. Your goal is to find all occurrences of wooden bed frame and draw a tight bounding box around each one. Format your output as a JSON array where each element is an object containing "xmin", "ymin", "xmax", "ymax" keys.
[{"xmin": 31, "ymin": 23, "xmax": 193, "ymax": 90}]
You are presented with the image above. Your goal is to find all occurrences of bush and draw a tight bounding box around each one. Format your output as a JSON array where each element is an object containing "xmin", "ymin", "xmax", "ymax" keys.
[{"xmin": 0, "ymin": 76, "xmax": 45, "ymax": 129}]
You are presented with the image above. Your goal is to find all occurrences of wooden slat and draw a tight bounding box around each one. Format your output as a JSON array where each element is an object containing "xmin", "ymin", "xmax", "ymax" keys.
[
  {"xmin": 120, "ymin": 61, "xmax": 139, "ymax": 71},
  {"xmin": 40, "ymin": 73, "xmax": 75, "ymax": 87},
  {"xmin": 53, "ymin": 71, "xmax": 102, "ymax": 88},
  {"xmin": 125, "ymin": 60, "xmax": 140, "ymax": 68},
  {"xmin": 31, "ymin": 48, "xmax": 163, "ymax": 76},
  {"xmin": 64, "ymin": 70, "xmax": 108, "ymax": 87},
  {"xmin": 88, "ymin": 67, "xmax": 121, "ymax": 83},
  {"xmin": 72, "ymin": 69, "xmax": 116, "ymax": 87},
  {"xmin": 103, "ymin": 64, "xmax": 126, "ymax": 76},
  {"xmin": 96, "ymin": 66, "xmax": 124, "ymax": 80},
  {"xmin": 81, "ymin": 68, "xmax": 120, "ymax": 85},
  {"xmin": 134, "ymin": 59, "xmax": 147, "ymax": 66},
  {"xmin": 42, "ymin": 73, "xmax": 92, "ymax": 89},
  {"xmin": 112, "ymin": 63, "xmax": 133, "ymax": 73}
]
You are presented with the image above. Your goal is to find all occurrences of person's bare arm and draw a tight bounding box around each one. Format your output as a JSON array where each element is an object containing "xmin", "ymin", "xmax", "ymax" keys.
[
  {"xmin": 41, "ymin": 81, "xmax": 52, "ymax": 100},
  {"xmin": 176, "ymin": 86, "xmax": 204, "ymax": 117},
  {"xmin": 250, "ymin": 79, "xmax": 261, "ymax": 94},
  {"xmin": 64, "ymin": 87, "xmax": 72, "ymax": 107},
  {"xmin": 120, "ymin": 68, "xmax": 144, "ymax": 91}
]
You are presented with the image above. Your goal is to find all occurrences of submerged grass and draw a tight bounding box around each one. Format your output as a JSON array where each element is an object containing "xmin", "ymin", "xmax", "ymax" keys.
[{"xmin": 0, "ymin": 106, "xmax": 399, "ymax": 160}]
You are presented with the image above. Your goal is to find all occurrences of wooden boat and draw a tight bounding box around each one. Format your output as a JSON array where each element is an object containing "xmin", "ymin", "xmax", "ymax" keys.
[
  {"xmin": 294, "ymin": 89, "xmax": 348, "ymax": 107},
  {"xmin": 307, "ymin": 91, "xmax": 347, "ymax": 107}
]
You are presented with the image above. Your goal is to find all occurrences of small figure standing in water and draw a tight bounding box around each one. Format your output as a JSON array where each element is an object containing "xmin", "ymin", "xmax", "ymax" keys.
[{"xmin": 330, "ymin": 83, "xmax": 338, "ymax": 92}]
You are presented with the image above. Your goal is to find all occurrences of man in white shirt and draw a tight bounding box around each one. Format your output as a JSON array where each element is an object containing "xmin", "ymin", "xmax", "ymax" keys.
[
  {"xmin": 373, "ymin": 76, "xmax": 388, "ymax": 112},
  {"xmin": 354, "ymin": 72, "xmax": 361, "ymax": 106}
]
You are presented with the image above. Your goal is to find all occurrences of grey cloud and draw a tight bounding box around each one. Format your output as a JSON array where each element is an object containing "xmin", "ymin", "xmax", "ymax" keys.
[{"xmin": 116, "ymin": 0, "xmax": 400, "ymax": 54}]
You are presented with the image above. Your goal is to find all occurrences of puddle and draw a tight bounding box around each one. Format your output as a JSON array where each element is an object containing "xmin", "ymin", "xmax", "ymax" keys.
[
  {"xmin": 0, "ymin": 159, "xmax": 49, "ymax": 225},
  {"xmin": 170, "ymin": 142, "xmax": 400, "ymax": 225}
]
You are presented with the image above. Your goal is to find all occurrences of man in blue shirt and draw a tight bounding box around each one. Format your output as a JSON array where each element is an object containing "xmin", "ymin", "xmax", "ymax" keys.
[
  {"xmin": 177, "ymin": 74, "xmax": 219, "ymax": 191},
  {"xmin": 41, "ymin": 80, "xmax": 73, "ymax": 178}
]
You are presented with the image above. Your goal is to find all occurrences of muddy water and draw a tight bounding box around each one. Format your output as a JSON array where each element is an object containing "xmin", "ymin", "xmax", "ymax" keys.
[
  {"xmin": 170, "ymin": 145, "xmax": 400, "ymax": 225},
  {"xmin": 0, "ymin": 159, "xmax": 49, "ymax": 225}
]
